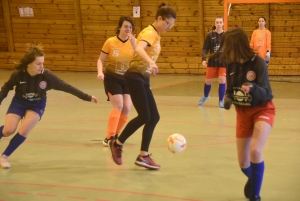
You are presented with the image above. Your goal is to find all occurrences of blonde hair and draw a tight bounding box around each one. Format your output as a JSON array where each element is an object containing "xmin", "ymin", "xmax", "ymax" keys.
[{"xmin": 15, "ymin": 43, "xmax": 44, "ymax": 71}]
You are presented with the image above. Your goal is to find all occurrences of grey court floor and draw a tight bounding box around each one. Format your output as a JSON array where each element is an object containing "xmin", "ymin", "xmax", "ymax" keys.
[{"xmin": 0, "ymin": 70, "xmax": 299, "ymax": 201}]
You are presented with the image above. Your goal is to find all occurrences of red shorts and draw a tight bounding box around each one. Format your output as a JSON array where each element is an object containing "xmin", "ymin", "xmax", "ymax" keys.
[
  {"xmin": 206, "ymin": 67, "xmax": 226, "ymax": 79},
  {"xmin": 235, "ymin": 101, "xmax": 276, "ymax": 138}
]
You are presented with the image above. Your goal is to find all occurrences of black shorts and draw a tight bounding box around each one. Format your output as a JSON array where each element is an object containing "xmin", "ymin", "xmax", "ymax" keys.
[
  {"xmin": 7, "ymin": 96, "xmax": 46, "ymax": 119},
  {"xmin": 104, "ymin": 74, "xmax": 129, "ymax": 100}
]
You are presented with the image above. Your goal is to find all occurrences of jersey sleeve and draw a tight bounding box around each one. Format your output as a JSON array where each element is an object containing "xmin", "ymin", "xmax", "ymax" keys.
[
  {"xmin": 0, "ymin": 71, "xmax": 18, "ymax": 105},
  {"xmin": 44, "ymin": 70, "xmax": 92, "ymax": 101},
  {"xmin": 202, "ymin": 33, "xmax": 211, "ymax": 61},
  {"xmin": 139, "ymin": 29, "xmax": 156, "ymax": 46},
  {"xmin": 248, "ymin": 58, "xmax": 273, "ymax": 105},
  {"xmin": 101, "ymin": 38, "xmax": 111, "ymax": 54}
]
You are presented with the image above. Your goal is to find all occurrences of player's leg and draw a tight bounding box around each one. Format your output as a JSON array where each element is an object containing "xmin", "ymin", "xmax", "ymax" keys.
[
  {"xmin": 198, "ymin": 67, "xmax": 217, "ymax": 105},
  {"xmin": 249, "ymin": 103, "xmax": 275, "ymax": 201},
  {"xmin": 103, "ymin": 76, "xmax": 123, "ymax": 146},
  {"xmin": 235, "ymin": 107, "xmax": 254, "ymax": 198},
  {"xmin": 108, "ymin": 78, "xmax": 149, "ymax": 165},
  {"xmin": 218, "ymin": 67, "xmax": 226, "ymax": 108},
  {"xmin": 115, "ymin": 94, "xmax": 131, "ymax": 138},
  {"xmin": 134, "ymin": 85, "xmax": 160, "ymax": 170},
  {"xmin": 1, "ymin": 110, "xmax": 40, "ymax": 169},
  {"xmin": 104, "ymin": 94, "xmax": 123, "ymax": 146}
]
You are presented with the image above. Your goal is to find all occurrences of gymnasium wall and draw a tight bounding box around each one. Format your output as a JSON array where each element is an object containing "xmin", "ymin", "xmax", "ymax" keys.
[{"xmin": 0, "ymin": 0, "xmax": 299, "ymax": 75}]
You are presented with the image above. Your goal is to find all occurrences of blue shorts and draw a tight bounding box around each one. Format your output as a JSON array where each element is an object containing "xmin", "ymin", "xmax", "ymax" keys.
[{"xmin": 7, "ymin": 96, "xmax": 47, "ymax": 119}]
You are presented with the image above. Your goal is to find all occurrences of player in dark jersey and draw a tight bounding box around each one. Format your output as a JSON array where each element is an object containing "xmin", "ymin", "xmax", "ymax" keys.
[
  {"xmin": 219, "ymin": 28, "xmax": 275, "ymax": 201},
  {"xmin": 198, "ymin": 16, "xmax": 226, "ymax": 108},
  {"xmin": 0, "ymin": 43, "xmax": 97, "ymax": 169},
  {"xmin": 108, "ymin": 2, "xmax": 176, "ymax": 170},
  {"xmin": 97, "ymin": 16, "xmax": 136, "ymax": 147}
]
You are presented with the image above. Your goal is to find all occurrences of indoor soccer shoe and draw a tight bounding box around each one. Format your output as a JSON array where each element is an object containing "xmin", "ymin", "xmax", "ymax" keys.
[
  {"xmin": 198, "ymin": 96, "xmax": 210, "ymax": 105},
  {"xmin": 108, "ymin": 139, "xmax": 123, "ymax": 165},
  {"xmin": 244, "ymin": 178, "xmax": 251, "ymax": 198},
  {"xmin": 0, "ymin": 155, "xmax": 11, "ymax": 169},
  {"xmin": 103, "ymin": 134, "xmax": 118, "ymax": 147},
  {"xmin": 134, "ymin": 154, "xmax": 161, "ymax": 170},
  {"xmin": 219, "ymin": 101, "xmax": 224, "ymax": 108}
]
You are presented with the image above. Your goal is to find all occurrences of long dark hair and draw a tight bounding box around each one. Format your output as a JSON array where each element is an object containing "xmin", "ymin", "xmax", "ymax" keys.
[
  {"xmin": 217, "ymin": 28, "xmax": 255, "ymax": 65},
  {"xmin": 14, "ymin": 43, "xmax": 44, "ymax": 71},
  {"xmin": 155, "ymin": 2, "xmax": 176, "ymax": 20},
  {"xmin": 115, "ymin": 16, "xmax": 135, "ymax": 34}
]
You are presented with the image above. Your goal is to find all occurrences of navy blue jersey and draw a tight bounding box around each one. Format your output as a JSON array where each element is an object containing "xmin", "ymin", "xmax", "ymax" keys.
[
  {"xmin": 225, "ymin": 55, "xmax": 273, "ymax": 107},
  {"xmin": 202, "ymin": 31, "xmax": 225, "ymax": 67},
  {"xmin": 0, "ymin": 68, "xmax": 91, "ymax": 104}
]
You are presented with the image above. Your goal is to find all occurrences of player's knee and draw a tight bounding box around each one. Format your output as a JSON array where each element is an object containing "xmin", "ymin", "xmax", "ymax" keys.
[
  {"xmin": 2, "ymin": 128, "xmax": 16, "ymax": 137},
  {"xmin": 250, "ymin": 148, "xmax": 262, "ymax": 161},
  {"xmin": 205, "ymin": 79, "xmax": 213, "ymax": 85}
]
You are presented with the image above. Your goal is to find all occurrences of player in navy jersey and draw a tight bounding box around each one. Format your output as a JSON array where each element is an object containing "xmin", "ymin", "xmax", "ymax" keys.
[
  {"xmin": 219, "ymin": 28, "xmax": 275, "ymax": 201},
  {"xmin": 0, "ymin": 43, "xmax": 97, "ymax": 169},
  {"xmin": 198, "ymin": 16, "xmax": 226, "ymax": 108}
]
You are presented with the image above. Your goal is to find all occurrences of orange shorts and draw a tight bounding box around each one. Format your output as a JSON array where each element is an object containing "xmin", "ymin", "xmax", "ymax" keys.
[
  {"xmin": 206, "ymin": 67, "xmax": 226, "ymax": 79},
  {"xmin": 235, "ymin": 101, "xmax": 276, "ymax": 138}
]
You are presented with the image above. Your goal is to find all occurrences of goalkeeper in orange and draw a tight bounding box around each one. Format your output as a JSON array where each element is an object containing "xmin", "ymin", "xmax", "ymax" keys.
[{"xmin": 250, "ymin": 17, "xmax": 271, "ymax": 66}]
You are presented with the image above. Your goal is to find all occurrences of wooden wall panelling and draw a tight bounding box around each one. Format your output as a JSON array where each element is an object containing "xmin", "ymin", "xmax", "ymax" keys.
[
  {"xmin": 140, "ymin": 0, "xmax": 201, "ymax": 74},
  {"xmin": 80, "ymin": 0, "xmax": 134, "ymax": 55},
  {"xmin": 9, "ymin": 0, "xmax": 77, "ymax": 54},
  {"xmin": 2, "ymin": 0, "xmax": 14, "ymax": 52},
  {"xmin": 74, "ymin": 0, "xmax": 84, "ymax": 54},
  {"xmin": 0, "ymin": 1, "xmax": 8, "ymax": 52}
]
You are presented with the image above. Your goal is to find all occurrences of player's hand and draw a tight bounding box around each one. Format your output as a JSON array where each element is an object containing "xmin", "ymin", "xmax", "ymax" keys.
[
  {"xmin": 150, "ymin": 63, "xmax": 158, "ymax": 76},
  {"xmin": 202, "ymin": 61, "xmax": 207, "ymax": 67},
  {"xmin": 223, "ymin": 95, "xmax": 232, "ymax": 110},
  {"xmin": 91, "ymin": 96, "xmax": 98, "ymax": 103},
  {"xmin": 128, "ymin": 33, "xmax": 136, "ymax": 46},
  {"xmin": 266, "ymin": 51, "xmax": 270, "ymax": 61},
  {"xmin": 241, "ymin": 83, "xmax": 253, "ymax": 93},
  {"xmin": 97, "ymin": 72, "xmax": 104, "ymax": 80}
]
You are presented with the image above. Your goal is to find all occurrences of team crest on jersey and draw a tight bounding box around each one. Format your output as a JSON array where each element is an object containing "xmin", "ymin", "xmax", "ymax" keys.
[
  {"xmin": 246, "ymin": 71, "xmax": 256, "ymax": 81},
  {"xmin": 39, "ymin": 81, "xmax": 47, "ymax": 89}
]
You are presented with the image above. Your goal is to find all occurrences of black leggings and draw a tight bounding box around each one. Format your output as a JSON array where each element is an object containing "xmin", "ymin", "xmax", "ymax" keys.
[{"xmin": 118, "ymin": 78, "xmax": 160, "ymax": 152}]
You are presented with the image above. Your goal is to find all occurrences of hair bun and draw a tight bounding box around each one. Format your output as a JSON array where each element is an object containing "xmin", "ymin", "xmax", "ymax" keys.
[{"xmin": 159, "ymin": 2, "xmax": 170, "ymax": 8}]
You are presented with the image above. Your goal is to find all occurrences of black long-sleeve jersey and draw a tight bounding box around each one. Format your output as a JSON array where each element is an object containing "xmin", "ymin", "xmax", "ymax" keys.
[
  {"xmin": 202, "ymin": 31, "xmax": 225, "ymax": 67},
  {"xmin": 225, "ymin": 55, "xmax": 273, "ymax": 107},
  {"xmin": 0, "ymin": 68, "xmax": 92, "ymax": 104}
]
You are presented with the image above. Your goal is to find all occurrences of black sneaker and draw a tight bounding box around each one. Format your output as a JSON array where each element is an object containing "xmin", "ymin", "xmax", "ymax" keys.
[
  {"xmin": 244, "ymin": 178, "xmax": 251, "ymax": 198},
  {"xmin": 103, "ymin": 134, "xmax": 118, "ymax": 147}
]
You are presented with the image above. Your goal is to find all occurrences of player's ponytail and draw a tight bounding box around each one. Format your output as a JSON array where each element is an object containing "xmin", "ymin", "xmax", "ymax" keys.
[{"xmin": 14, "ymin": 43, "xmax": 45, "ymax": 71}]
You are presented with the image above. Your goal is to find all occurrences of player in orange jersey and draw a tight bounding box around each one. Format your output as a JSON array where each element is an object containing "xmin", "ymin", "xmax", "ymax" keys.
[
  {"xmin": 250, "ymin": 17, "xmax": 271, "ymax": 66},
  {"xmin": 97, "ymin": 16, "xmax": 136, "ymax": 146},
  {"xmin": 108, "ymin": 2, "xmax": 176, "ymax": 170}
]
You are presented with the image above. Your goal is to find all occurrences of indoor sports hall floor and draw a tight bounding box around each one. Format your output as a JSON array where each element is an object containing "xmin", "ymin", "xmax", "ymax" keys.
[{"xmin": 0, "ymin": 71, "xmax": 299, "ymax": 201}]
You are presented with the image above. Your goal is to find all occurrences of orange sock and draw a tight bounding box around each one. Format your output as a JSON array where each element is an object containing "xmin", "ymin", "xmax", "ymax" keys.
[
  {"xmin": 116, "ymin": 114, "xmax": 129, "ymax": 135},
  {"xmin": 105, "ymin": 109, "xmax": 121, "ymax": 139}
]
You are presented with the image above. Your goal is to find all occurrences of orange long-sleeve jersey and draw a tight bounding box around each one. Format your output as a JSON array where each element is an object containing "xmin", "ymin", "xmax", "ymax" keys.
[{"xmin": 250, "ymin": 28, "xmax": 271, "ymax": 59}]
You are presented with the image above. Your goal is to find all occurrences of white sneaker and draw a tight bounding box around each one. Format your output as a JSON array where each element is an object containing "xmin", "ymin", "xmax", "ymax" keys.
[{"xmin": 0, "ymin": 155, "xmax": 11, "ymax": 169}]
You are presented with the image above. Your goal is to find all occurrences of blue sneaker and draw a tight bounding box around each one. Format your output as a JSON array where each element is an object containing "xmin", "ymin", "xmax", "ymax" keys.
[
  {"xmin": 198, "ymin": 96, "xmax": 210, "ymax": 105},
  {"xmin": 219, "ymin": 101, "xmax": 224, "ymax": 108}
]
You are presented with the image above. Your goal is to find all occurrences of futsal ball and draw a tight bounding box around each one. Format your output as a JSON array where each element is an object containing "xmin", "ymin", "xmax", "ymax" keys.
[{"xmin": 167, "ymin": 133, "xmax": 186, "ymax": 153}]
